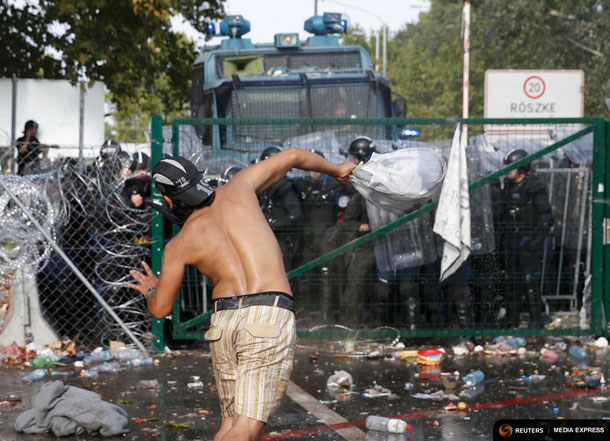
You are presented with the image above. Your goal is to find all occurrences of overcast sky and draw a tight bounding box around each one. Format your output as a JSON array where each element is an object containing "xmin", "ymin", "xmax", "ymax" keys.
[{"xmin": 172, "ymin": 0, "xmax": 430, "ymax": 49}]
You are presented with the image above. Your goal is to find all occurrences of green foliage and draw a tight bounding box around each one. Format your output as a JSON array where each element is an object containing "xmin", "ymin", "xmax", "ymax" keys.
[
  {"xmin": 381, "ymin": 0, "xmax": 609, "ymax": 117},
  {"xmin": 388, "ymin": 1, "xmax": 464, "ymax": 118},
  {"xmin": 0, "ymin": 2, "xmax": 63, "ymax": 79},
  {"xmin": 1, "ymin": 0, "xmax": 225, "ymax": 142}
]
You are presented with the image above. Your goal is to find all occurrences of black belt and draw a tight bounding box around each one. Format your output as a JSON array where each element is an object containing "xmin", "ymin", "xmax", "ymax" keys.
[{"xmin": 212, "ymin": 292, "xmax": 294, "ymax": 313}]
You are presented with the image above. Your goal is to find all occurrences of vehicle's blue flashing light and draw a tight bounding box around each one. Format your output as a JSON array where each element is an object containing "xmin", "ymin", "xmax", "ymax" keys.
[
  {"xmin": 204, "ymin": 22, "xmax": 216, "ymax": 36},
  {"xmin": 399, "ymin": 128, "xmax": 421, "ymax": 139},
  {"xmin": 304, "ymin": 12, "xmax": 347, "ymax": 35},
  {"xmin": 219, "ymin": 15, "xmax": 251, "ymax": 38},
  {"xmin": 274, "ymin": 33, "xmax": 300, "ymax": 48}
]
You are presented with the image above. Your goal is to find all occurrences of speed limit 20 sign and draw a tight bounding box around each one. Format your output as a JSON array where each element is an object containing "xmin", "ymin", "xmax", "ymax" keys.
[
  {"xmin": 484, "ymin": 70, "xmax": 584, "ymax": 131},
  {"xmin": 523, "ymin": 76, "xmax": 545, "ymax": 99}
]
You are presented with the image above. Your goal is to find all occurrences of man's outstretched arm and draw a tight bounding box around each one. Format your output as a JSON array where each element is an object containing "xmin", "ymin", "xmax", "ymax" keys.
[{"xmin": 235, "ymin": 147, "xmax": 356, "ymax": 193}]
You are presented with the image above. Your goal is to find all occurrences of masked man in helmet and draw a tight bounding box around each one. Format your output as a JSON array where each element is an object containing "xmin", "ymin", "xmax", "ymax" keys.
[
  {"xmin": 127, "ymin": 149, "xmax": 355, "ymax": 441},
  {"xmin": 499, "ymin": 149, "xmax": 553, "ymax": 329},
  {"xmin": 257, "ymin": 146, "xmax": 304, "ymax": 271}
]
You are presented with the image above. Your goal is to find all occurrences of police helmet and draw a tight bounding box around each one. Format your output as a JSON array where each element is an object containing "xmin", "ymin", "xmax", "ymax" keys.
[
  {"xmin": 260, "ymin": 146, "xmax": 282, "ymax": 161},
  {"xmin": 130, "ymin": 151, "xmax": 150, "ymax": 172},
  {"xmin": 117, "ymin": 151, "xmax": 133, "ymax": 170},
  {"xmin": 100, "ymin": 139, "xmax": 121, "ymax": 161},
  {"xmin": 349, "ymin": 136, "xmax": 376, "ymax": 161},
  {"xmin": 503, "ymin": 149, "xmax": 530, "ymax": 174},
  {"xmin": 221, "ymin": 165, "xmax": 242, "ymax": 181}
]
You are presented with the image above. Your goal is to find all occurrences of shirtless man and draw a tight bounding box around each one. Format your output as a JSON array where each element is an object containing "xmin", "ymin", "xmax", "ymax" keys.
[{"xmin": 127, "ymin": 148, "xmax": 355, "ymax": 441}]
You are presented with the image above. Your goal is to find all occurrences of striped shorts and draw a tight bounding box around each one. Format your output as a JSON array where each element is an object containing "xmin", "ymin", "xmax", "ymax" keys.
[{"xmin": 205, "ymin": 302, "xmax": 296, "ymax": 422}]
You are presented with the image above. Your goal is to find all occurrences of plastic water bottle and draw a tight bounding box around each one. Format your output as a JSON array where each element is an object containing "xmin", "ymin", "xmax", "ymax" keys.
[
  {"xmin": 569, "ymin": 345, "xmax": 586, "ymax": 359},
  {"xmin": 365, "ymin": 416, "xmax": 409, "ymax": 433},
  {"xmin": 82, "ymin": 370, "xmax": 99, "ymax": 379},
  {"xmin": 31, "ymin": 357, "xmax": 55, "ymax": 368},
  {"xmin": 92, "ymin": 361, "xmax": 120, "ymax": 374},
  {"xmin": 464, "ymin": 370, "xmax": 485, "ymax": 387},
  {"xmin": 22, "ymin": 369, "xmax": 48, "ymax": 381},
  {"xmin": 126, "ymin": 357, "xmax": 154, "ymax": 367},
  {"xmin": 84, "ymin": 350, "xmax": 113, "ymax": 363},
  {"xmin": 116, "ymin": 350, "xmax": 146, "ymax": 360},
  {"xmin": 505, "ymin": 337, "xmax": 526, "ymax": 347},
  {"xmin": 551, "ymin": 341, "xmax": 567, "ymax": 351},
  {"xmin": 50, "ymin": 371, "xmax": 73, "ymax": 377}
]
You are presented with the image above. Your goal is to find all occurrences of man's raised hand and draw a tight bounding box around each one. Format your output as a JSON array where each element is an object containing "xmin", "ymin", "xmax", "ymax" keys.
[{"xmin": 333, "ymin": 161, "xmax": 357, "ymax": 183}]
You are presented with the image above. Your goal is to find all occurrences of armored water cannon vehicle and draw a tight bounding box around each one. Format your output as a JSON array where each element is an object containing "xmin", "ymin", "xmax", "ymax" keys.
[{"xmin": 190, "ymin": 13, "xmax": 408, "ymax": 168}]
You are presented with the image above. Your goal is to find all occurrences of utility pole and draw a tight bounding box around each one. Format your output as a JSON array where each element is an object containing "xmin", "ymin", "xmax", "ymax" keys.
[
  {"xmin": 462, "ymin": 0, "xmax": 471, "ymax": 139},
  {"xmin": 314, "ymin": 0, "xmax": 318, "ymax": 15},
  {"xmin": 375, "ymin": 29, "xmax": 380, "ymax": 73},
  {"xmin": 383, "ymin": 26, "xmax": 387, "ymax": 77}
]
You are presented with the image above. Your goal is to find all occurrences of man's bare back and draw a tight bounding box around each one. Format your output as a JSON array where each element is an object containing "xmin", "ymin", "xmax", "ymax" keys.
[
  {"xmin": 128, "ymin": 147, "xmax": 354, "ymax": 317},
  {"xmin": 173, "ymin": 176, "xmax": 292, "ymax": 299}
]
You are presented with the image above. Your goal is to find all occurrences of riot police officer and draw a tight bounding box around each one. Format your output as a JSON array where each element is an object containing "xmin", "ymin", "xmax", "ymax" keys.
[
  {"xmin": 336, "ymin": 137, "xmax": 378, "ymax": 326},
  {"xmin": 499, "ymin": 149, "xmax": 553, "ymax": 328},
  {"xmin": 122, "ymin": 151, "xmax": 151, "ymax": 209},
  {"xmin": 296, "ymin": 151, "xmax": 349, "ymax": 262},
  {"xmin": 295, "ymin": 151, "xmax": 351, "ymax": 321},
  {"xmin": 258, "ymin": 146, "xmax": 304, "ymax": 271}
]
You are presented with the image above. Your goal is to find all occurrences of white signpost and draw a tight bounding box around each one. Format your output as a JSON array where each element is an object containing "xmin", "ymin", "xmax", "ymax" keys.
[{"xmin": 484, "ymin": 69, "xmax": 584, "ymax": 134}]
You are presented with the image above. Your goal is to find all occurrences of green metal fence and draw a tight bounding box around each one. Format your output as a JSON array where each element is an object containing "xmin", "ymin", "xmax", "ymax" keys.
[{"xmin": 149, "ymin": 117, "xmax": 608, "ymax": 352}]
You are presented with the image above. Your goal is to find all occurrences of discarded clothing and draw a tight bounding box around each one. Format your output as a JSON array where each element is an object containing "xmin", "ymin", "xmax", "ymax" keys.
[{"xmin": 15, "ymin": 380, "xmax": 129, "ymax": 437}]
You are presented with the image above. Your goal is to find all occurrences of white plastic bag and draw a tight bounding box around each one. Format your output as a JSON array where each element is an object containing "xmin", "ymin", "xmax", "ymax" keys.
[
  {"xmin": 351, "ymin": 148, "xmax": 446, "ymax": 212},
  {"xmin": 326, "ymin": 370, "xmax": 353, "ymax": 389}
]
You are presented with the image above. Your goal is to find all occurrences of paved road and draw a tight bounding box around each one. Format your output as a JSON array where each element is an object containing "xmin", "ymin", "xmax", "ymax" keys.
[{"xmin": 1, "ymin": 341, "xmax": 609, "ymax": 440}]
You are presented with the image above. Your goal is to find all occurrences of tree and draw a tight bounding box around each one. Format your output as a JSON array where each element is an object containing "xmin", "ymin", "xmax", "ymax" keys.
[
  {"xmin": 1, "ymin": 0, "xmax": 226, "ymax": 141},
  {"xmin": 382, "ymin": 0, "xmax": 609, "ymax": 117},
  {"xmin": 386, "ymin": 1, "xmax": 464, "ymax": 118},
  {"xmin": 0, "ymin": 1, "xmax": 63, "ymax": 79},
  {"xmin": 470, "ymin": 0, "xmax": 608, "ymax": 116}
]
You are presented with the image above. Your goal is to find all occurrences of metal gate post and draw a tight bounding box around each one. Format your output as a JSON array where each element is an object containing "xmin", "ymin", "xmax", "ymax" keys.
[
  {"xmin": 601, "ymin": 121, "xmax": 610, "ymax": 336},
  {"xmin": 591, "ymin": 119, "xmax": 607, "ymax": 335},
  {"xmin": 150, "ymin": 115, "xmax": 165, "ymax": 352}
]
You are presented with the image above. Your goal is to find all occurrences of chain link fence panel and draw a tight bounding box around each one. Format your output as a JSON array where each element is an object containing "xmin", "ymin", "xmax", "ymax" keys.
[
  {"xmin": 157, "ymin": 118, "xmax": 603, "ymax": 341},
  {"xmin": 0, "ymin": 146, "xmax": 153, "ymax": 349}
]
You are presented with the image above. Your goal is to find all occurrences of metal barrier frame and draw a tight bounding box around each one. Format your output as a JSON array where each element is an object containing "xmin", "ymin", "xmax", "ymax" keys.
[{"xmin": 150, "ymin": 116, "xmax": 608, "ymax": 351}]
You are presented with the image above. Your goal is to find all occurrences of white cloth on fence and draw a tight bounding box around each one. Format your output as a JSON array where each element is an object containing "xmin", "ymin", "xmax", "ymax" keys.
[
  {"xmin": 350, "ymin": 148, "xmax": 446, "ymax": 212},
  {"xmin": 433, "ymin": 123, "xmax": 471, "ymax": 282}
]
